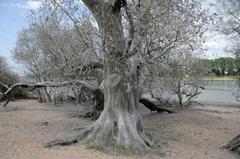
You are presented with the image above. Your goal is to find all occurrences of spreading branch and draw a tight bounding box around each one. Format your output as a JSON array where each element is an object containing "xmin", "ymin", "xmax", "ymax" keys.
[
  {"xmin": 0, "ymin": 80, "xmax": 173, "ymax": 116},
  {"xmin": 72, "ymin": 61, "xmax": 104, "ymax": 72},
  {"xmin": 0, "ymin": 80, "xmax": 99, "ymax": 107}
]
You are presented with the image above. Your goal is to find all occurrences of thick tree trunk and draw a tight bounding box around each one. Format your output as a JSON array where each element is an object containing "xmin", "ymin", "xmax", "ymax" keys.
[
  {"xmin": 83, "ymin": 95, "xmax": 174, "ymax": 120},
  {"xmin": 75, "ymin": 1, "xmax": 151, "ymax": 150},
  {"xmin": 78, "ymin": 59, "xmax": 151, "ymax": 149}
]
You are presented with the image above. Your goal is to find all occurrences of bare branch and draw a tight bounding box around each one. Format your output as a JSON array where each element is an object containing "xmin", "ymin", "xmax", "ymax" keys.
[{"xmin": 0, "ymin": 80, "xmax": 100, "ymax": 107}]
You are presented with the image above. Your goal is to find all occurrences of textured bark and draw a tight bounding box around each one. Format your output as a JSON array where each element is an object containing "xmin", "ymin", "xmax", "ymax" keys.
[
  {"xmin": 77, "ymin": 58, "xmax": 152, "ymax": 149},
  {"xmin": 83, "ymin": 95, "xmax": 174, "ymax": 120},
  {"xmin": 75, "ymin": 0, "xmax": 152, "ymax": 150}
]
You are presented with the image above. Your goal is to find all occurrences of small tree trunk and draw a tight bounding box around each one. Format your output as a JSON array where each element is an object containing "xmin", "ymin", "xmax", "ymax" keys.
[
  {"xmin": 43, "ymin": 87, "xmax": 52, "ymax": 103},
  {"xmin": 71, "ymin": 88, "xmax": 80, "ymax": 105},
  {"xmin": 38, "ymin": 88, "xmax": 46, "ymax": 103},
  {"xmin": 176, "ymin": 80, "xmax": 183, "ymax": 107}
]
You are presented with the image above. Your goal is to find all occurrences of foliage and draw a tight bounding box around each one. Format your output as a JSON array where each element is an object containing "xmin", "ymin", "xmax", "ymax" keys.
[
  {"xmin": 201, "ymin": 57, "xmax": 240, "ymax": 76},
  {"xmin": 12, "ymin": 5, "xmax": 102, "ymax": 103},
  {"xmin": 0, "ymin": 56, "xmax": 19, "ymax": 87},
  {"xmin": 0, "ymin": 56, "xmax": 29, "ymax": 99},
  {"xmin": 144, "ymin": 53, "xmax": 206, "ymax": 107}
]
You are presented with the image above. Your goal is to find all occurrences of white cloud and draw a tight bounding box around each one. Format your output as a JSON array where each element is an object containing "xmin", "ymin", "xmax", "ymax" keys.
[
  {"xmin": 204, "ymin": 33, "xmax": 229, "ymax": 50},
  {"xmin": 16, "ymin": 0, "xmax": 42, "ymax": 10},
  {"xmin": 203, "ymin": 30, "xmax": 233, "ymax": 58},
  {"xmin": 205, "ymin": 38, "xmax": 226, "ymax": 49}
]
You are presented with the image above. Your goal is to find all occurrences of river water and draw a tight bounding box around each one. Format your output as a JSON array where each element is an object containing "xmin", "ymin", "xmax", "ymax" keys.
[{"xmin": 195, "ymin": 80, "xmax": 240, "ymax": 106}]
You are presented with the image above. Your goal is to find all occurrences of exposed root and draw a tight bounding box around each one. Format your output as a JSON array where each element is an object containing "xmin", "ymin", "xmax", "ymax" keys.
[
  {"xmin": 45, "ymin": 138, "xmax": 78, "ymax": 148},
  {"xmin": 46, "ymin": 113, "xmax": 153, "ymax": 152},
  {"xmin": 76, "ymin": 110, "xmax": 153, "ymax": 152}
]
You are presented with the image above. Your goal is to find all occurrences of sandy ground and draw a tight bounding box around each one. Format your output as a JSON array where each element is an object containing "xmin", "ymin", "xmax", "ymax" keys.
[{"xmin": 0, "ymin": 100, "xmax": 239, "ymax": 159}]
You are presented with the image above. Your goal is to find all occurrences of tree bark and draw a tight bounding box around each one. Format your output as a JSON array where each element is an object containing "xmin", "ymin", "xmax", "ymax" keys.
[
  {"xmin": 83, "ymin": 95, "xmax": 174, "ymax": 120},
  {"xmin": 76, "ymin": 0, "xmax": 151, "ymax": 150}
]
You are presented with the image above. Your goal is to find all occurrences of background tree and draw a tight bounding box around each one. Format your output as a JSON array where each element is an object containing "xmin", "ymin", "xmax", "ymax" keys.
[
  {"xmin": 13, "ymin": 4, "xmax": 102, "ymax": 104},
  {"xmin": 142, "ymin": 53, "xmax": 206, "ymax": 108},
  {"xmin": 216, "ymin": 0, "xmax": 240, "ymax": 154},
  {"xmin": 0, "ymin": 56, "xmax": 27, "ymax": 101},
  {"xmin": 216, "ymin": 0, "xmax": 240, "ymax": 58},
  {"xmin": 202, "ymin": 57, "xmax": 239, "ymax": 76}
]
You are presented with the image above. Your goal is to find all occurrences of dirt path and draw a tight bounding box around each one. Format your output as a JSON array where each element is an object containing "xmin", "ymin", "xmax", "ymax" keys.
[{"xmin": 0, "ymin": 100, "xmax": 239, "ymax": 159}]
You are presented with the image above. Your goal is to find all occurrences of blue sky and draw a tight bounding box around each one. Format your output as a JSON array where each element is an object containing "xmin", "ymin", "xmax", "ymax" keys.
[
  {"xmin": 0, "ymin": 0, "xmax": 41, "ymax": 69},
  {"xmin": 0, "ymin": 0, "xmax": 232, "ymax": 70}
]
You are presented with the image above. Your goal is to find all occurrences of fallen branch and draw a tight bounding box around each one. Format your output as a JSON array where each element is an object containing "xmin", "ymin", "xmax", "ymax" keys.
[
  {"xmin": 0, "ymin": 80, "xmax": 100, "ymax": 107},
  {"xmin": 139, "ymin": 97, "xmax": 174, "ymax": 113},
  {"xmin": 0, "ymin": 80, "xmax": 174, "ymax": 118},
  {"xmin": 221, "ymin": 133, "xmax": 240, "ymax": 155}
]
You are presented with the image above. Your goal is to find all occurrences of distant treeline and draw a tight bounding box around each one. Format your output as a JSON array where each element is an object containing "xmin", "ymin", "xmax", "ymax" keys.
[{"xmin": 201, "ymin": 57, "xmax": 240, "ymax": 77}]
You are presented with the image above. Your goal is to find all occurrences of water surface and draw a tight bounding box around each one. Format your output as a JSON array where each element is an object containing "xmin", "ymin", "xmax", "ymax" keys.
[{"xmin": 195, "ymin": 80, "xmax": 239, "ymax": 106}]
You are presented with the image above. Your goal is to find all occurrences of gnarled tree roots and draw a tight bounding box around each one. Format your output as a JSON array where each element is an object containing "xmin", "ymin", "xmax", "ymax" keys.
[{"xmin": 46, "ymin": 112, "xmax": 152, "ymax": 152}]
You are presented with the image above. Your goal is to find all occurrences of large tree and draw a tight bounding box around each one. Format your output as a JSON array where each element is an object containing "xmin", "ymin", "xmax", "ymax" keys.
[
  {"xmin": 62, "ymin": 0, "xmax": 205, "ymax": 150},
  {"xmin": 7, "ymin": 0, "xmax": 207, "ymax": 152}
]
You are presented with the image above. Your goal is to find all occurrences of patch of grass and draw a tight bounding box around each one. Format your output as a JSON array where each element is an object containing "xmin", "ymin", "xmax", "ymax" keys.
[
  {"xmin": 85, "ymin": 141, "xmax": 168, "ymax": 157},
  {"xmin": 86, "ymin": 143, "xmax": 146, "ymax": 156},
  {"xmin": 114, "ymin": 145, "xmax": 136, "ymax": 156},
  {"xmin": 86, "ymin": 144, "xmax": 105, "ymax": 152}
]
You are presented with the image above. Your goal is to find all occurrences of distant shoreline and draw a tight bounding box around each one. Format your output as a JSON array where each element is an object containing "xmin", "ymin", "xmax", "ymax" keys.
[
  {"xmin": 194, "ymin": 101, "xmax": 240, "ymax": 107},
  {"xmin": 203, "ymin": 76, "xmax": 240, "ymax": 81}
]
